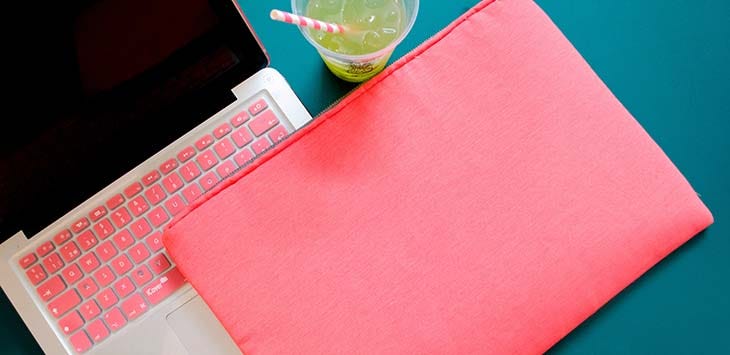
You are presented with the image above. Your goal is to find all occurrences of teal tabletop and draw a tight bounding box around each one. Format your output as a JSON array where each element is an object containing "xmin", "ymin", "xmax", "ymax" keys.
[{"xmin": 2, "ymin": 0, "xmax": 728, "ymax": 353}]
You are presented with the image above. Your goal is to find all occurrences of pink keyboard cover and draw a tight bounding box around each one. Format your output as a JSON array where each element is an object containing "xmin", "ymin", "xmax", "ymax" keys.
[{"xmin": 17, "ymin": 95, "xmax": 290, "ymax": 353}]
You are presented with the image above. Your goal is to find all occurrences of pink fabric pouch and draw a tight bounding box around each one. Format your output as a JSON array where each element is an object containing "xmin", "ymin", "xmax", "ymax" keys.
[{"xmin": 163, "ymin": 0, "xmax": 713, "ymax": 353}]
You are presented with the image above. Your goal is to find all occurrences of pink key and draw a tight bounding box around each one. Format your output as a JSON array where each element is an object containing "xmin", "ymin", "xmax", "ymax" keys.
[
  {"xmin": 128, "ymin": 244, "xmax": 151, "ymax": 264},
  {"xmin": 195, "ymin": 134, "xmax": 214, "ymax": 150},
  {"xmin": 60, "ymin": 242, "xmax": 81, "ymax": 263},
  {"xmin": 123, "ymin": 182, "xmax": 143, "ymax": 198},
  {"xmin": 164, "ymin": 195, "xmax": 187, "ymax": 216},
  {"xmin": 162, "ymin": 172, "xmax": 183, "ymax": 193},
  {"xmin": 131, "ymin": 265, "xmax": 153, "ymax": 287},
  {"xmin": 249, "ymin": 110, "xmax": 279, "ymax": 136},
  {"xmin": 216, "ymin": 160, "xmax": 237, "ymax": 178},
  {"xmin": 145, "ymin": 232, "xmax": 164, "ymax": 252},
  {"xmin": 36, "ymin": 241, "xmax": 55, "ymax": 257},
  {"xmin": 180, "ymin": 161, "xmax": 201, "ymax": 182},
  {"xmin": 111, "ymin": 207, "xmax": 132, "ymax": 228},
  {"xmin": 18, "ymin": 252, "xmax": 37, "ymax": 269},
  {"xmin": 231, "ymin": 127, "xmax": 253, "ymax": 148},
  {"xmin": 37, "ymin": 275, "xmax": 66, "ymax": 301},
  {"xmin": 71, "ymin": 217, "xmax": 90, "ymax": 233},
  {"xmin": 128, "ymin": 196, "xmax": 149, "ymax": 217},
  {"xmin": 61, "ymin": 264, "xmax": 83, "ymax": 285},
  {"xmin": 77, "ymin": 278, "xmax": 99, "ymax": 299},
  {"xmin": 26, "ymin": 264, "xmax": 47, "ymax": 285},
  {"xmin": 111, "ymin": 255, "xmax": 133, "ymax": 275},
  {"xmin": 196, "ymin": 150, "xmax": 218, "ymax": 171},
  {"xmin": 177, "ymin": 146, "xmax": 196, "ymax": 162},
  {"xmin": 182, "ymin": 184, "xmax": 202, "ymax": 204},
  {"xmin": 159, "ymin": 159, "xmax": 178, "ymax": 175},
  {"xmin": 199, "ymin": 172, "xmax": 220, "ymax": 192},
  {"xmin": 147, "ymin": 207, "xmax": 169, "ymax": 228},
  {"xmin": 96, "ymin": 241, "xmax": 118, "ymax": 262},
  {"xmin": 213, "ymin": 122, "xmax": 232, "ymax": 139},
  {"xmin": 230, "ymin": 111, "xmax": 249, "ymax": 127},
  {"xmin": 79, "ymin": 300, "xmax": 101, "ymax": 321},
  {"xmin": 96, "ymin": 289, "xmax": 118, "ymax": 310},
  {"xmin": 106, "ymin": 194, "xmax": 125, "ymax": 210},
  {"xmin": 59, "ymin": 311, "xmax": 84, "ymax": 335},
  {"xmin": 79, "ymin": 253, "xmax": 100, "ymax": 273},
  {"xmin": 70, "ymin": 331, "xmax": 92, "ymax": 353},
  {"xmin": 43, "ymin": 252, "xmax": 65, "ymax": 273},
  {"xmin": 131, "ymin": 218, "xmax": 152, "ymax": 239},
  {"xmin": 148, "ymin": 254, "xmax": 171, "ymax": 275},
  {"xmin": 112, "ymin": 230, "xmax": 134, "ymax": 250},
  {"xmin": 121, "ymin": 293, "xmax": 148, "ymax": 320},
  {"xmin": 110, "ymin": 207, "xmax": 132, "ymax": 228},
  {"xmin": 48, "ymin": 289, "xmax": 81, "ymax": 318},
  {"xmin": 93, "ymin": 218, "xmax": 115, "ymax": 240},
  {"xmin": 53, "ymin": 229, "xmax": 72, "ymax": 245},
  {"xmin": 89, "ymin": 206, "xmax": 107, "ymax": 222},
  {"xmin": 103, "ymin": 308, "xmax": 127, "ymax": 332},
  {"xmin": 142, "ymin": 170, "xmax": 160, "ymax": 186},
  {"xmin": 252, "ymin": 138, "xmax": 272, "ymax": 155},
  {"xmin": 93, "ymin": 266, "xmax": 116, "ymax": 287},
  {"xmin": 248, "ymin": 98, "xmax": 268, "ymax": 115},
  {"xmin": 113, "ymin": 276, "xmax": 135, "ymax": 298},
  {"xmin": 214, "ymin": 139, "xmax": 235, "ymax": 159},
  {"xmin": 268, "ymin": 125, "xmax": 289, "ymax": 143},
  {"xmin": 77, "ymin": 230, "xmax": 98, "ymax": 251},
  {"xmin": 234, "ymin": 149, "xmax": 254, "ymax": 167},
  {"xmin": 144, "ymin": 184, "xmax": 166, "ymax": 205},
  {"xmin": 142, "ymin": 268, "xmax": 185, "ymax": 305},
  {"xmin": 86, "ymin": 318, "xmax": 110, "ymax": 343}
]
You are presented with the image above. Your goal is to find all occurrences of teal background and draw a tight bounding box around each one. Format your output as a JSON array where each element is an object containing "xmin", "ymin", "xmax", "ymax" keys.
[{"xmin": 2, "ymin": 0, "xmax": 728, "ymax": 353}]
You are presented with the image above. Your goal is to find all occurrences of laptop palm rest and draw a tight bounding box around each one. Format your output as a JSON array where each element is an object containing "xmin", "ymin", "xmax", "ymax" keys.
[{"xmin": 166, "ymin": 297, "xmax": 241, "ymax": 354}]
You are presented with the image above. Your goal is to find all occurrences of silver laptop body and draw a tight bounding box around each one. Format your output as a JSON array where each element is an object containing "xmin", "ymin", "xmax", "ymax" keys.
[{"xmin": 0, "ymin": 0, "xmax": 312, "ymax": 353}]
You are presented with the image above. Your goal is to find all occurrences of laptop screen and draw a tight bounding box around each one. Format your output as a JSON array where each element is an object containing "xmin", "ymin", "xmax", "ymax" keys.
[{"xmin": 0, "ymin": 0, "xmax": 268, "ymax": 238}]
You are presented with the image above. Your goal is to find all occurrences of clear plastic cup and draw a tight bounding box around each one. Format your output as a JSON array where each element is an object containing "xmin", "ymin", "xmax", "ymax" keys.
[{"xmin": 292, "ymin": 0, "xmax": 419, "ymax": 82}]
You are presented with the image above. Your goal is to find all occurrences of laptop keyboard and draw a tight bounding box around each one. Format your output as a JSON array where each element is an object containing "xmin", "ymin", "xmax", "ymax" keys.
[{"xmin": 15, "ymin": 95, "xmax": 290, "ymax": 353}]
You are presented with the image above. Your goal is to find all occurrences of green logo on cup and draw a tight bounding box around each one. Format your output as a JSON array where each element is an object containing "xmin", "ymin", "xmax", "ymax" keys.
[{"xmin": 347, "ymin": 62, "xmax": 375, "ymax": 74}]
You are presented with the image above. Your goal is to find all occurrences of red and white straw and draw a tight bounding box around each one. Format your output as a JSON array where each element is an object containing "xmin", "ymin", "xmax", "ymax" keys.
[{"xmin": 270, "ymin": 9, "xmax": 347, "ymax": 34}]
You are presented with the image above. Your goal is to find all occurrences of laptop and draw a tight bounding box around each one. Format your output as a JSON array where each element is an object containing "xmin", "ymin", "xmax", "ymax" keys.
[{"xmin": 0, "ymin": 0, "xmax": 312, "ymax": 353}]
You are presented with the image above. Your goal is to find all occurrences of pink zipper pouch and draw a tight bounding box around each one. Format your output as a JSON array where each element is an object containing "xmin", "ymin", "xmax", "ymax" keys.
[{"xmin": 163, "ymin": 0, "xmax": 713, "ymax": 353}]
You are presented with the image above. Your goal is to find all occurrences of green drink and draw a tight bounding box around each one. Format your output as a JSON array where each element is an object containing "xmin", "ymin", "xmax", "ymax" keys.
[
  {"xmin": 306, "ymin": 0, "xmax": 405, "ymax": 55},
  {"xmin": 294, "ymin": 0, "xmax": 419, "ymax": 82}
]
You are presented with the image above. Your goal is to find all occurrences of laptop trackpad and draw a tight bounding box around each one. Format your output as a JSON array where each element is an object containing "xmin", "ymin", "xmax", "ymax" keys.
[{"xmin": 166, "ymin": 296, "xmax": 241, "ymax": 355}]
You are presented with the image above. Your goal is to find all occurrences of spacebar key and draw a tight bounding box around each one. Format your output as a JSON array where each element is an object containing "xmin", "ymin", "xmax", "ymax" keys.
[{"xmin": 142, "ymin": 267, "xmax": 186, "ymax": 305}]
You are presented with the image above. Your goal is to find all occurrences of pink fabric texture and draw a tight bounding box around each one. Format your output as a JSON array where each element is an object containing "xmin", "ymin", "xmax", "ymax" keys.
[{"xmin": 163, "ymin": 0, "xmax": 713, "ymax": 353}]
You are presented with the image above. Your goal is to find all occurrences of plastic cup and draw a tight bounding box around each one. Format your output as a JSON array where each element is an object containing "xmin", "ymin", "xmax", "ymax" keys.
[{"xmin": 292, "ymin": 0, "xmax": 419, "ymax": 83}]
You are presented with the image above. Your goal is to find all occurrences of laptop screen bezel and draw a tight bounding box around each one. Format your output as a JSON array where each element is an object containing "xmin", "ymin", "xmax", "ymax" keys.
[{"xmin": 212, "ymin": 0, "xmax": 270, "ymax": 78}]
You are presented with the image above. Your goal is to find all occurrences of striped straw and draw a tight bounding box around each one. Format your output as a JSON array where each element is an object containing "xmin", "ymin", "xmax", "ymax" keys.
[{"xmin": 270, "ymin": 9, "xmax": 348, "ymax": 34}]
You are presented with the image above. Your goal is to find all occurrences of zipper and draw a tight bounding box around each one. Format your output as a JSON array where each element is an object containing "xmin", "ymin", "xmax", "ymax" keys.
[
  {"xmin": 312, "ymin": 83, "xmax": 363, "ymax": 119},
  {"xmin": 311, "ymin": 21, "xmax": 448, "ymax": 119}
]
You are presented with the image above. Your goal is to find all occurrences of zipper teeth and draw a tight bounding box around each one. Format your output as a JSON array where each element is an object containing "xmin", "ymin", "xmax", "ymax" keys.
[
  {"xmin": 311, "ymin": 25, "xmax": 447, "ymax": 119},
  {"xmin": 312, "ymin": 83, "xmax": 363, "ymax": 119}
]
